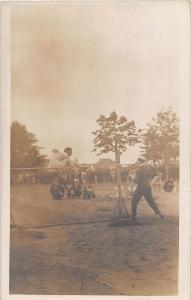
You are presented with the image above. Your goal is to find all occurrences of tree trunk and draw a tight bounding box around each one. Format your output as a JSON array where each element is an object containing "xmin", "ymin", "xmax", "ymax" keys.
[
  {"xmin": 116, "ymin": 149, "xmax": 122, "ymax": 198},
  {"xmin": 113, "ymin": 120, "xmax": 122, "ymax": 198}
]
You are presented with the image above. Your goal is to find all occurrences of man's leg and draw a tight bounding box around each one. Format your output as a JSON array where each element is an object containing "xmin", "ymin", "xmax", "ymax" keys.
[
  {"xmin": 144, "ymin": 187, "xmax": 163, "ymax": 218},
  {"xmin": 131, "ymin": 187, "xmax": 142, "ymax": 223}
]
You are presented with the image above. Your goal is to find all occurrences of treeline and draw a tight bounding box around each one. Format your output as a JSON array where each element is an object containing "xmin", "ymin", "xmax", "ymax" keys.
[
  {"xmin": 92, "ymin": 108, "xmax": 179, "ymax": 179},
  {"xmin": 11, "ymin": 121, "xmax": 47, "ymax": 168},
  {"xmin": 11, "ymin": 107, "xmax": 179, "ymax": 182}
]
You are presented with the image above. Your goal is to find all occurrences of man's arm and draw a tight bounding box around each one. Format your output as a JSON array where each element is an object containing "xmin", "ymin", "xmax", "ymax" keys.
[{"xmin": 57, "ymin": 152, "xmax": 69, "ymax": 161}]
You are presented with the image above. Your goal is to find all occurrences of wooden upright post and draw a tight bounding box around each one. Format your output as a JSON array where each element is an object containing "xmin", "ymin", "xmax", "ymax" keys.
[
  {"xmin": 116, "ymin": 149, "xmax": 122, "ymax": 198},
  {"xmin": 111, "ymin": 147, "xmax": 130, "ymax": 224}
]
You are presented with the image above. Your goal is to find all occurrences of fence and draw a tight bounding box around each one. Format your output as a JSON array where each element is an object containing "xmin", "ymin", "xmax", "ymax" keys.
[
  {"xmin": 10, "ymin": 162, "xmax": 179, "ymax": 186},
  {"xmin": 10, "ymin": 163, "xmax": 135, "ymax": 185}
]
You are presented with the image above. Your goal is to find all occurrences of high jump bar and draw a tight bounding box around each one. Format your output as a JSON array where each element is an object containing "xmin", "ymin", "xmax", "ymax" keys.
[{"xmin": 11, "ymin": 163, "xmax": 135, "ymax": 170}]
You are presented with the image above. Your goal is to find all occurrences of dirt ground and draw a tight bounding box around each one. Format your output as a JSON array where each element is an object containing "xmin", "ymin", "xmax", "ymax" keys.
[{"xmin": 10, "ymin": 183, "xmax": 179, "ymax": 295}]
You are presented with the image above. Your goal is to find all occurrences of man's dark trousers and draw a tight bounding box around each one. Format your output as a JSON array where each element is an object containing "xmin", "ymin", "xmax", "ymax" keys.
[{"xmin": 131, "ymin": 185, "xmax": 161, "ymax": 221}]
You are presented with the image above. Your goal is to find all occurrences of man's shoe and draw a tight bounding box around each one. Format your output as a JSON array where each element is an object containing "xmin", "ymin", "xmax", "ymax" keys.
[{"xmin": 157, "ymin": 212, "xmax": 164, "ymax": 219}]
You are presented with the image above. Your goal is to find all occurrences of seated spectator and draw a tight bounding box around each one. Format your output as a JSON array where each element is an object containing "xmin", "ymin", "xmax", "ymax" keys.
[
  {"xmin": 50, "ymin": 176, "xmax": 65, "ymax": 200},
  {"xmin": 73, "ymin": 183, "xmax": 82, "ymax": 198},
  {"xmin": 83, "ymin": 185, "xmax": 96, "ymax": 199}
]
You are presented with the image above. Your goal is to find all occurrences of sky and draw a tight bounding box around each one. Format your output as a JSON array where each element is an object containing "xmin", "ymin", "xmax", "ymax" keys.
[{"xmin": 11, "ymin": 1, "xmax": 188, "ymax": 163}]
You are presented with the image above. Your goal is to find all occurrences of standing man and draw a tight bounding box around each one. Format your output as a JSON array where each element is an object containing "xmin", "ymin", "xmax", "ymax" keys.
[{"xmin": 131, "ymin": 157, "xmax": 164, "ymax": 224}]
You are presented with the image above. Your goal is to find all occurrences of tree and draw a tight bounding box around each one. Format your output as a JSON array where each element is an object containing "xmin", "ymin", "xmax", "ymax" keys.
[
  {"xmin": 92, "ymin": 111, "xmax": 139, "ymax": 161},
  {"xmin": 140, "ymin": 108, "xmax": 179, "ymax": 178},
  {"xmin": 92, "ymin": 111, "xmax": 138, "ymax": 199},
  {"xmin": 11, "ymin": 121, "xmax": 47, "ymax": 168}
]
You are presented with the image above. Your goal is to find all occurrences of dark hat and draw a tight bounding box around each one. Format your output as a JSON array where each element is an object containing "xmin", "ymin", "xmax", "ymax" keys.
[{"xmin": 64, "ymin": 147, "xmax": 72, "ymax": 155}]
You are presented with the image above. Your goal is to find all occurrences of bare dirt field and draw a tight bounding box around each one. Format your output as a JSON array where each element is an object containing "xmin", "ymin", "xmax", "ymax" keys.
[{"xmin": 10, "ymin": 183, "xmax": 179, "ymax": 295}]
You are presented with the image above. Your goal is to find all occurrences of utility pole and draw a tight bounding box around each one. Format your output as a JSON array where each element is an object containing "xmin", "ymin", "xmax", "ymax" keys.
[{"xmin": 113, "ymin": 119, "xmax": 122, "ymax": 198}]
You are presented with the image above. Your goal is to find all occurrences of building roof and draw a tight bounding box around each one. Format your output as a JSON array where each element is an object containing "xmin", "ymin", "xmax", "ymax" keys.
[{"xmin": 96, "ymin": 158, "xmax": 115, "ymax": 165}]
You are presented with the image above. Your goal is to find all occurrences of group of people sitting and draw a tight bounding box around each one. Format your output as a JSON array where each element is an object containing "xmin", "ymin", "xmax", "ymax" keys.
[{"xmin": 50, "ymin": 176, "xmax": 95, "ymax": 200}]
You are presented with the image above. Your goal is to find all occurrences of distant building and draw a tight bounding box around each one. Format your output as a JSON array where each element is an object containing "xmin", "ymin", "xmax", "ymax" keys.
[{"xmin": 95, "ymin": 158, "xmax": 115, "ymax": 166}]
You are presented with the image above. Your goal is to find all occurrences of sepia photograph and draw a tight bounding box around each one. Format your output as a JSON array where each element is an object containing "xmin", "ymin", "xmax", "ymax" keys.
[{"xmin": 0, "ymin": 0, "xmax": 190, "ymax": 299}]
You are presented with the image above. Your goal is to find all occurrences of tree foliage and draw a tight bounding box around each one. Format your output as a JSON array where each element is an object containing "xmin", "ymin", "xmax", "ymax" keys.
[
  {"xmin": 92, "ymin": 111, "xmax": 139, "ymax": 157},
  {"xmin": 11, "ymin": 121, "xmax": 47, "ymax": 168},
  {"xmin": 140, "ymin": 108, "xmax": 179, "ymax": 165}
]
